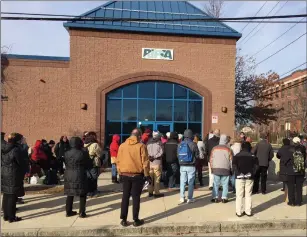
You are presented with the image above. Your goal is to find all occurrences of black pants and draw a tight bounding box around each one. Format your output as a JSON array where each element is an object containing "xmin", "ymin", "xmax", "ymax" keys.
[
  {"xmin": 2, "ymin": 194, "xmax": 17, "ymax": 220},
  {"xmin": 287, "ymin": 175, "xmax": 304, "ymax": 205},
  {"xmin": 195, "ymin": 159, "xmax": 204, "ymax": 185},
  {"xmin": 66, "ymin": 195, "xmax": 86, "ymax": 214},
  {"xmin": 58, "ymin": 158, "xmax": 65, "ymax": 175},
  {"xmin": 88, "ymin": 167, "xmax": 99, "ymax": 194},
  {"xmin": 253, "ymin": 166, "xmax": 268, "ymax": 193},
  {"xmin": 166, "ymin": 163, "xmax": 178, "ymax": 188},
  {"xmin": 120, "ymin": 175, "xmax": 144, "ymax": 221}
]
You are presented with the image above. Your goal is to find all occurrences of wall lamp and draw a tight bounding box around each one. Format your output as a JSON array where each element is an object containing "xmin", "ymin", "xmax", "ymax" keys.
[
  {"xmin": 221, "ymin": 107, "xmax": 228, "ymax": 113},
  {"xmin": 81, "ymin": 103, "xmax": 88, "ymax": 110}
]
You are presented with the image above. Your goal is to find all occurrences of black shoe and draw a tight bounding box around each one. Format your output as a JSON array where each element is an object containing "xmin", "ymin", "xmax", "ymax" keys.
[
  {"xmin": 211, "ymin": 198, "xmax": 219, "ymax": 203},
  {"xmin": 252, "ymin": 191, "xmax": 258, "ymax": 195},
  {"xmin": 133, "ymin": 219, "xmax": 144, "ymax": 227},
  {"xmin": 296, "ymin": 203, "xmax": 303, "ymax": 207},
  {"xmin": 16, "ymin": 198, "xmax": 24, "ymax": 204},
  {"xmin": 209, "ymin": 187, "xmax": 213, "ymax": 191},
  {"xmin": 281, "ymin": 188, "xmax": 285, "ymax": 192},
  {"xmin": 236, "ymin": 213, "xmax": 243, "ymax": 217},
  {"xmin": 232, "ymin": 189, "xmax": 236, "ymax": 194},
  {"xmin": 8, "ymin": 216, "xmax": 22, "ymax": 223},
  {"xmin": 262, "ymin": 191, "xmax": 266, "ymax": 195},
  {"xmin": 66, "ymin": 211, "xmax": 77, "ymax": 217},
  {"xmin": 3, "ymin": 216, "xmax": 8, "ymax": 221},
  {"xmin": 243, "ymin": 212, "xmax": 253, "ymax": 217},
  {"xmin": 287, "ymin": 202, "xmax": 295, "ymax": 207},
  {"xmin": 222, "ymin": 199, "xmax": 228, "ymax": 203},
  {"xmin": 79, "ymin": 212, "xmax": 87, "ymax": 218},
  {"xmin": 148, "ymin": 193, "xmax": 153, "ymax": 198},
  {"xmin": 219, "ymin": 187, "xmax": 223, "ymax": 191},
  {"xmin": 120, "ymin": 219, "xmax": 128, "ymax": 227},
  {"xmin": 154, "ymin": 193, "xmax": 164, "ymax": 198}
]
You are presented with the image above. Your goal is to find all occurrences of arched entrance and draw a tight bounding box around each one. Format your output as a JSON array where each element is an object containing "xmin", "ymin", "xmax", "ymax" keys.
[{"xmin": 96, "ymin": 72, "xmax": 212, "ymax": 146}]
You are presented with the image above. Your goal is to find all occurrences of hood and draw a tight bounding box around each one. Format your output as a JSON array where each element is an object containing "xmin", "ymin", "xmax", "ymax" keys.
[
  {"xmin": 219, "ymin": 134, "xmax": 228, "ymax": 145},
  {"xmin": 70, "ymin": 137, "xmax": 82, "ymax": 149},
  {"xmin": 126, "ymin": 136, "xmax": 139, "ymax": 145},
  {"xmin": 1, "ymin": 143, "xmax": 15, "ymax": 155},
  {"xmin": 169, "ymin": 132, "xmax": 178, "ymax": 140},
  {"xmin": 34, "ymin": 140, "xmax": 42, "ymax": 148},
  {"xmin": 184, "ymin": 129, "xmax": 193, "ymax": 139},
  {"xmin": 112, "ymin": 134, "xmax": 120, "ymax": 144},
  {"xmin": 148, "ymin": 137, "xmax": 161, "ymax": 144}
]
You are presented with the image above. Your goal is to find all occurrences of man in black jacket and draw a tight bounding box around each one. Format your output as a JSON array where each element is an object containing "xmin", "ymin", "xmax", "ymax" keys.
[
  {"xmin": 206, "ymin": 129, "xmax": 220, "ymax": 190},
  {"xmin": 164, "ymin": 132, "xmax": 179, "ymax": 189},
  {"xmin": 233, "ymin": 142, "xmax": 258, "ymax": 217},
  {"xmin": 252, "ymin": 133, "xmax": 274, "ymax": 194}
]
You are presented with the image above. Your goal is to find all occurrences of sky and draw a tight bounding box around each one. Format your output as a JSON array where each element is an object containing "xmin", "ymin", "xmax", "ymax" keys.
[{"xmin": 1, "ymin": 1, "xmax": 306, "ymax": 77}]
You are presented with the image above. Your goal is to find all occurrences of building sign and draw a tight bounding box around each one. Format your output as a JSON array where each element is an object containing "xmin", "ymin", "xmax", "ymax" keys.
[
  {"xmin": 212, "ymin": 115, "xmax": 218, "ymax": 124},
  {"xmin": 142, "ymin": 48, "xmax": 173, "ymax": 61}
]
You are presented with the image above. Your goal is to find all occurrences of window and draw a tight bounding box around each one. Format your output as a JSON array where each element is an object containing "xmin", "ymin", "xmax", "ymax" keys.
[
  {"xmin": 157, "ymin": 82, "xmax": 173, "ymax": 99},
  {"xmin": 281, "ymin": 85, "xmax": 285, "ymax": 98},
  {"xmin": 294, "ymin": 80, "xmax": 299, "ymax": 94},
  {"xmin": 123, "ymin": 122, "xmax": 137, "ymax": 134},
  {"xmin": 188, "ymin": 123, "xmax": 202, "ymax": 135},
  {"xmin": 107, "ymin": 99, "xmax": 121, "ymax": 120},
  {"xmin": 123, "ymin": 84, "xmax": 137, "ymax": 98},
  {"xmin": 139, "ymin": 82, "xmax": 155, "ymax": 98},
  {"xmin": 156, "ymin": 100, "xmax": 172, "ymax": 121},
  {"xmin": 287, "ymin": 83, "xmax": 291, "ymax": 96},
  {"xmin": 304, "ymin": 79, "xmax": 307, "ymax": 92},
  {"xmin": 174, "ymin": 84, "xmax": 187, "ymax": 99},
  {"xmin": 294, "ymin": 100, "xmax": 298, "ymax": 113},
  {"xmin": 123, "ymin": 100, "xmax": 137, "ymax": 120},
  {"xmin": 188, "ymin": 101, "xmax": 202, "ymax": 122},
  {"xmin": 189, "ymin": 90, "xmax": 202, "ymax": 100},
  {"xmin": 174, "ymin": 123, "xmax": 187, "ymax": 134},
  {"xmin": 138, "ymin": 100, "xmax": 154, "ymax": 121},
  {"xmin": 288, "ymin": 101, "xmax": 292, "ymax": 113},
  {"xmin": 106, "ymin": 122, "xmax": 121, "ymax": 135},
  {"xmin": 174, "ymin": 100, "xmax": 187, "ymax": 121}
]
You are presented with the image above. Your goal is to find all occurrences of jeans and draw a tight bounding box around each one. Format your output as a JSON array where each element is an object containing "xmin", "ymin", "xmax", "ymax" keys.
[
  {"xmin": 213, "ymin": 175, "xmax": 229, "ymax": 199},
  {"xmin": 166, "ymin": 163, "xmax": 178, "ymax": 188},
  {"xmin": 231, "ymin": 173, "xmax": 236, "ymax": 191},
  {"xmin": 120, "ymin": 175, "xmax": 144, "ymax": 221},
  {"xmin": 111, "ymin": 164, "xmax": 117, "ymax": 177},
  {"xmin": 148, "ymin": 166, "xmax": 162, "ymax": 194},
  {"xmin": 180, "ymin": 166, "xmax": 196, "ymax": 200}
]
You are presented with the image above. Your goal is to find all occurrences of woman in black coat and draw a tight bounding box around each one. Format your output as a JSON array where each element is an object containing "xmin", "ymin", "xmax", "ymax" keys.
[
  {"xmin": 55, "ymin": 136, "xmax": 70, "ymax": 175},
  {"xmin": 64, "ymin": 137, "xmax": 92, "ymax": 218},
  {"xmin": 276, "ymin": 138, "xmax": 291, "ymax": 191},
  {"xmin": 1, "ymin": 133, "xmax": 26, "ymax": 223}
]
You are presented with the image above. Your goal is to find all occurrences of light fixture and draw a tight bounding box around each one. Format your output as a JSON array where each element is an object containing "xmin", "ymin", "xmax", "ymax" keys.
[
  {"xmin": 81, "ymin": 103, "xmax": 87, "ymax": 110},
  {"xmin": 221, "ymin": 107, "xmax": 228, "ymax": 113}
]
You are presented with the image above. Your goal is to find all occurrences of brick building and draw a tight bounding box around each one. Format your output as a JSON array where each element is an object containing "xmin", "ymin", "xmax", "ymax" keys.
[
  {"xmin": 259, "ymin": 68, "xmax": 307, "ymax": 138},
  {"xmin": 1, "ymin": 1, "xmax": 241, "ymax": 146}
]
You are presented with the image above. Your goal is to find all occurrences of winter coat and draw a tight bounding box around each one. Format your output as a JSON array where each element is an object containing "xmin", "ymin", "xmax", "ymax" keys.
[
  {"xmin": 64, "ymin": 137, "xmax": 92, "ymax": 196},
  {"xmin": 206, "ymin": 136, "xmax": 220, "ymax": 158},
  {"xmin": 31, "ymin": 140, "xmax": 49, "ymax": 170},
  {"xmin": 110, "ymin": 134, "xmax": 120, "ymax": 164},
  {"xmin": 232, "ymin": 150, "xmax": 259, "ymax": 179},
  {"xmin": 277, "ymin": 145, "xmax": 292, "ymax": 181},
  {"xmin": 161, "ymin": 137, "xmax": 168, "ymax": 144},
  {"xmin": 164, "ymin": 137, "xmax": 179, "ymax": 164},
  {"xmin": 84, "ymin": 142, "xmax": 102, "ymax": 168},
  {"xmin": 54, "ymin": 141, "xmax": 70, "ymax": 159},
  {"xmin": 210, "ymin": 135, "xmax": 233, "ymax": 176},
  {"xmin": 147, "ymin": 137, "xmax": 164, "ymax": 168},
  {"xmin": 252, "ymin": 139, "xmax": 274, "ymax": 167},
  {"xmin": 231, "ymin": 143, "xmax": 242, "ymax": 156},
  {"xmin": 117, "ymin": 136, "xmax": 150, "ymax": 176},
  {"xmin": 1, "ymin": 143, "xmax": 27, "ymax": 196}
]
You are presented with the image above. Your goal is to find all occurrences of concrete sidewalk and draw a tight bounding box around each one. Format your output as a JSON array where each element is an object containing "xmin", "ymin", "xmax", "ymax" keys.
[{"xmin": 1, "ymin": 172, "xmax": 306, "ymax": 236}]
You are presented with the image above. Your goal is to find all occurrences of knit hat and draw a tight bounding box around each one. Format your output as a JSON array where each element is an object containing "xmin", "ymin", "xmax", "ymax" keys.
[
  {"xmin": 184, "ymin": 129, "xmax": 193, "ymax": 139},
  {"xmin": 152, "ymin": 130, "xmax": 160, "ymax": 139},
  {"xmin": 166, "ymin": 132, "xmax": 171, "ymax": 139},
  {"xmin": 145, "ymin": 128, "xmax": 152, "ymax": 134},
  {"xmin": 293, "ymin": 137, "xmax": 301, "ymax": 144}
]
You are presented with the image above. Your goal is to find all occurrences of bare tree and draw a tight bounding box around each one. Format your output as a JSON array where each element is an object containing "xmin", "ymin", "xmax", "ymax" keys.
[
  {"xmin": 1, "ymin": 46, "xmax": 9, "ymax": 101},
  {"xmin": 204, "ymin": 0, "xmax": 225, "ymax": 18}
]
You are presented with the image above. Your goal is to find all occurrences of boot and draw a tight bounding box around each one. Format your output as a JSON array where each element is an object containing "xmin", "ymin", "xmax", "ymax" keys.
[
  {"xmin": 199, "ymin": 178, "xmax": 204, "ymax": 187},
  {"xmin": 111, "ymin": 176, "xmax": 115, "ymax": 183},
  {"xmin": 114, "ymin": 176, "xmax": 119, "ymax": 184}
]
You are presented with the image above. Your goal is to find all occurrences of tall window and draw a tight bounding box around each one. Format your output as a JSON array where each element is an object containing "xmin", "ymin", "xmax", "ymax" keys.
[
  {"xmin": 304, "ymin": 78, "xmax": 307, "ymax": 92},
  {"xmin": 288, "ymin": 101, "xmax": 292, "ymax": 113},
  {"xmin": 281, "ymin": 84, "xmax": 285, "ymax": 98},
  {"xmin": 106, "ymin": 81, "xmax": 203, "ymax": 144},
  {"xmin": 287, "ymin": 82, "xmax": 291, "ymax": 96}
]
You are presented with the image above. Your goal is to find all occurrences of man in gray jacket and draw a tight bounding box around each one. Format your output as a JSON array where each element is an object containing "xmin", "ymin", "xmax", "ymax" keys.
[{"xmin": 252, "ymin": 133, "xmax": 274, "ymax": 194}]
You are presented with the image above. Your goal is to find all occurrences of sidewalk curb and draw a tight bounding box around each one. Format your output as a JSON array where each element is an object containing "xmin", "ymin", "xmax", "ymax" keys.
[{"xmin": 2, "ymin": 219, "xmax": 306, "ymax": 236}]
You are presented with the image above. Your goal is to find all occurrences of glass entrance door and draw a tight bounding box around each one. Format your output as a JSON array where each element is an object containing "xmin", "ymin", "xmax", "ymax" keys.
[
  {"xmin": 139, "ymin": 122, "xmax": 154, "ymax": 133},
  {"xmin": 155, "ymin": 123, "xmax": 173, "ymax": 135}
]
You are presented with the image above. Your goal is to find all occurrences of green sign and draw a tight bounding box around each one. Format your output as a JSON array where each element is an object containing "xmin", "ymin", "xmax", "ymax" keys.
[{"xmin": 142, "ymin": 48, "xmax": 174, "ymax": 61}]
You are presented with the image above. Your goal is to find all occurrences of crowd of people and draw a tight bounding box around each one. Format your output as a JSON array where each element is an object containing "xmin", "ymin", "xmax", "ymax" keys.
[{"xmin": 1, "ymin": 128, "xmax": 306, "ymax": 226}]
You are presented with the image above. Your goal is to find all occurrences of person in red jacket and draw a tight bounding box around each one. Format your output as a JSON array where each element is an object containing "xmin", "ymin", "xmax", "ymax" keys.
[
  {"xmin": 110, "ymin": 134, "xmax": 120, "ymax": 183},
  {"xmin": 31, "ymin": 140, "xmax": 48, "ymax": 175},
  {"xmin": 141, "ymin": 129, "xmax": 151, "ymax": 145}
]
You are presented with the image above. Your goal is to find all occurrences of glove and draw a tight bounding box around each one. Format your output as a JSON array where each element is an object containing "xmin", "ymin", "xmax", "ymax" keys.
[{"xmin": 144, "ymin": 176, "xmax": 152, "ymax": 185}]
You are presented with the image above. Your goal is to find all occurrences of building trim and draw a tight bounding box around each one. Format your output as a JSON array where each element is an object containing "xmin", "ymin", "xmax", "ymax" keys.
[
  {"xmin": 6, "ymin": 54, "xmax": 70, "ymax": 61},
  {"xmin": 95, "ymin": 71, "xmax": 212, "ymax": 145}
]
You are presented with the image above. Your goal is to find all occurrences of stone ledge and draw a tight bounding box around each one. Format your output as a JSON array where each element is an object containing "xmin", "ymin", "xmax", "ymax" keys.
[{"xmin": 1, "ymin": 219, "xmax": 306, "ymax": 236}]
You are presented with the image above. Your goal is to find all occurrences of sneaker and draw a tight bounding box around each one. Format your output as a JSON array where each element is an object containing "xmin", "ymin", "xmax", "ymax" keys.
[
  {"xmin": 154, "ymin": 193, "xmax": 164, "ymax": 198},
  {"xmin": 287, "ymin": 202, "xmax": 295, "ymax": 207},
  {"xmin": 243, "ymin": 212, "xmax": 253, "ymax": 217},
  {"xmin": 8, "ymin": 216, "xmax": 22, "ymax": 223},
  {"xmin": 120, "ymin": 219, "xmax": 128, "ymax": 227},
  {"xmin": 179, "ymin": 198, "xmax": 185, "ymax": 204},
  {"xmin": 133, "ymin": 219, "xmax": 144, "ymax": 227},
  {"xmin": 66, "ymin": 211, "xmax": 77, "ymax": 217},
  {"xmin": 148, "ymin": 193, "xmax": 153, "ymax": 198},
  {"xmin": 187, "ymin": 199, "xmax": 195, "ymax": 204},
  {"xmin": 261, "ymin": 191, "xmax": 266, "ymax": 195},
  {"xmin": 236, "ymin": 213, "xmax": 243, "ymax": 217}
]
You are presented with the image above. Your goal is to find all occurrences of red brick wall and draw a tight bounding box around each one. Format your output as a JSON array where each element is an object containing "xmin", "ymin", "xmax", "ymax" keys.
[{"xmin": 2, "ymin": 30, "xmax": 237, "ymax": 146}]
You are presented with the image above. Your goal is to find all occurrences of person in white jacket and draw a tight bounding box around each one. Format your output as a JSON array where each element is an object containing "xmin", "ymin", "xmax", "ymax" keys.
[{"xmin": 230, "ymin": 138, "xmax": 242, "ymax": 193}]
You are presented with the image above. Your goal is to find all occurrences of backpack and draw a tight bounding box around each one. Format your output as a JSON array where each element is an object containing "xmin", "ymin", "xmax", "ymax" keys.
[
  {"xmin": 147, "ymin": 142, "xmax": 163, "ymax": 161},
  {"xmin": 178, "ymin": 141, "xmax": 193, "ymax": 163},
  {"xmin": 293, "ymin": 150, "xmax": 305, "ymax": 173}
]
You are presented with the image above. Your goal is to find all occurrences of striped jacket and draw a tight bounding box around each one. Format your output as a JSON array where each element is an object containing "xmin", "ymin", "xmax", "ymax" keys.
[{"xmin": 210, "ymin": 144, "xmax": 233, "ymax": 176}]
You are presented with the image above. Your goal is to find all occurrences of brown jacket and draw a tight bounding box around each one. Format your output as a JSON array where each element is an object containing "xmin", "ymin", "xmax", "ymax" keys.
[{"xmin": 116, "ymin": 136, "xmax": 150, "ymax": 177}]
